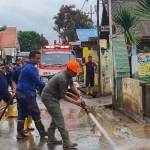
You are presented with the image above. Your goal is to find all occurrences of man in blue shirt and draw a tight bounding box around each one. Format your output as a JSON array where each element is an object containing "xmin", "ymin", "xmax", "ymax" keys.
[
  {"xmin": 16, "ymin": 50, "xmax": 47, "ymax": 140},
  {"xmin": 13, "ymin": 59, "xmax": 22, "ymax": 73},
  {"xmin": 0, "ymin": 63, "xmax": 17, "ymax": 118},
  {"xmin": 12, "ymin": 56, "xmax": 34, "ymax": 133}
]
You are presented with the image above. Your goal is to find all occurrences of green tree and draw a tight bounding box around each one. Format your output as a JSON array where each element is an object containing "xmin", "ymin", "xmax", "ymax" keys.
[
  {"xmin": 142, "ymin": 47, "xmax": 150, "ymax": 53},
  {"xmin": 136, "ymin": 0, "xmax": 150, "ymax": 19},
  {"xmin": 53, "ymin": 5, "xmax": 94, "ymax": 42},
  {"xmin": 18, "ymin": 31, "xmax": 48, "ymax": 52},
  {"xmin": 113, "ymin": 7, "xmax": 141, "ymax": 46},
  {"xmin": 0, "ymin": 25, "xmax": 7, "ymax": 31}
]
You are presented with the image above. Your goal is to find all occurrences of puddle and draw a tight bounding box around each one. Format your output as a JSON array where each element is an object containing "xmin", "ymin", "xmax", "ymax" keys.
[{"xmin": 129, "ymin": 124, "xmax": 150, "ymax": 138}]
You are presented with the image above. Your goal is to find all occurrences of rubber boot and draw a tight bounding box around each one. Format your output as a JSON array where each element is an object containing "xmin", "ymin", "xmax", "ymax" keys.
[
  {"xmin": 89, "ymin": 87, "xmax": 93, "ymax": 95},
  {"xmin": 60, "ymin": 130, "xmax": 77, "ymax": 148},
  {"xmin": 8, "ymin": 105, "xmax": 18, "ymax": 118},
  {"xmin": 35, "ymin": 120, "xmax": 48, "ymax": 138},
  {"xmin": 86, "ymin": 87, "xmax": 89, "ymax": 95},
  {"xmin": 23, "ymin": 119, "xmax": 28, "ymax": 134},
  {"xmin": 47, "ymin": 128, "xmax": 62, "ymax": 145},
  {"xmin": 16, "ymin": 120, "xmax": 29, "ymax": 140},
  {"xmin": 27, "ymin": 115, "xmax": 34, "ymax": 130}
]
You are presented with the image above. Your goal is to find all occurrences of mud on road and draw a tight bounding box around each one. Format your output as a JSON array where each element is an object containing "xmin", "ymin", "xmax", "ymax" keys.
[{"xmin": 0, "ymin": 95, "xmax": 150, "ymax": 150}]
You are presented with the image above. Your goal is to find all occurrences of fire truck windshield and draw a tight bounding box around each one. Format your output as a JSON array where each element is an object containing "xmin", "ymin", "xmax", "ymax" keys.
[{"xmin": 41, "ymin": 51, "xmax": 76, "ymax": 66}]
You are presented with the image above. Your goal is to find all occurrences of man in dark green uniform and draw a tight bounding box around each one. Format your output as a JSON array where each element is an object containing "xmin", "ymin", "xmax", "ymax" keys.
[{"xmin": 41, "ymin": 61, "xmax": 83, "ymax": 148}]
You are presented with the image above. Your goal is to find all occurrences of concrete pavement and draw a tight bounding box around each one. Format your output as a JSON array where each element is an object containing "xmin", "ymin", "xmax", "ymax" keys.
[{"xmin": 0, "ymin": 94, "xmax": 150, "ymax": 150}]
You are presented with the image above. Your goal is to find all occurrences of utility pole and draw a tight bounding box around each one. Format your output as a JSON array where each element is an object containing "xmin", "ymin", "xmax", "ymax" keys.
[
  {"xmin": 86, "ymin": 5, "xmax": 94, "ymax": 19},
  {"xmin": 90, "ymin": 5, "xmax": 93, "ymax": 19},
  {"xmin": 97, "ymin": 0, "xmax": 102, "ymax": 97},
  {"xmin": 108, "ymin": 0, "xmax": 115, "ymax": 107}
]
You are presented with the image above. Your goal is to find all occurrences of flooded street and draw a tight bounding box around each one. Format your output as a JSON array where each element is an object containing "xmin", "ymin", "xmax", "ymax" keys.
[{"xmin": 0, "ymin": 95, "xmax": 150, "ymax": 150}]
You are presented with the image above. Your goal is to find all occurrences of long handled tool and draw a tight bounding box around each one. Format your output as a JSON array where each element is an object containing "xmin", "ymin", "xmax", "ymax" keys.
[
  {"xmin": 0, "ymin": 94, "xmax": 16, "ymax": 121},
  {"xmin": 66, "ymin": 92, "xmax": 118, "ymax": 150}
]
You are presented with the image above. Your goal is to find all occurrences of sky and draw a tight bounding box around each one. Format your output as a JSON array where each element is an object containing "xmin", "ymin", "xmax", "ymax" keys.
[{"xmin": 0, "ymin": 0, "xmax": 100, "ymax": 44}]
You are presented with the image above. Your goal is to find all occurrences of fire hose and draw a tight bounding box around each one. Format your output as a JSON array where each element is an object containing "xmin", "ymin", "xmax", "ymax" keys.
[
  {"xmin": 66, "ymin": 92, "xmax": 118, "ymax": 150},
  {"xmin": 0, "ymin": 92, "xmax": 118, "ymax": 149}
]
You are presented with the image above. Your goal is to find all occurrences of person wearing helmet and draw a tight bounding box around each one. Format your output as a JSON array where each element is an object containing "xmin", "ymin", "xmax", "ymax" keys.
[{"xmin": 41, "ymin": 61, "xmax": 83, "ymax": 148}]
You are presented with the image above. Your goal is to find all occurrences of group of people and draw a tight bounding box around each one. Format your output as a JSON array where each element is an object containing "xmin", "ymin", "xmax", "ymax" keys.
[{"xmin": 0, "ymin": 50, "xmax": 85, "ymax": 149}]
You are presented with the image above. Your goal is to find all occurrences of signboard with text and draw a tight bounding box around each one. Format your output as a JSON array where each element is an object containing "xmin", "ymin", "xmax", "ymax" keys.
[{"xmin": 138, "ymin": 53, "xmax": 150, "ymax": 81}]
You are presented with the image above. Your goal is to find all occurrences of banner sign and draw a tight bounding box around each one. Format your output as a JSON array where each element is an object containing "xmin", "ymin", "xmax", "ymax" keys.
[{"xmin": 138, "ymin": 53, "xmax": 150, "ymax": 81}]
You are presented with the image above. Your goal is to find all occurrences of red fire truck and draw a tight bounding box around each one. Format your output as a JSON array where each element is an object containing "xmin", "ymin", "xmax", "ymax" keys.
[{"xmin": 38, "ymin": 43, "xmax": 79, "ymax": 88}]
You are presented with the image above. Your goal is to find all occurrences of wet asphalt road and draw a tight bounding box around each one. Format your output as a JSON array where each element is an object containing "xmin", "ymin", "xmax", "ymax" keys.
[{"xmin": 0, "ymin": 94, "xmax": 150, "ymax": 150}]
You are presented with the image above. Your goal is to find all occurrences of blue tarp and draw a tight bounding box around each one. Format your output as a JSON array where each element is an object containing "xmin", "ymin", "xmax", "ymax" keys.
[{"xmin": 76, "ymin": 29, "xmax": 97, "ymax": 42}]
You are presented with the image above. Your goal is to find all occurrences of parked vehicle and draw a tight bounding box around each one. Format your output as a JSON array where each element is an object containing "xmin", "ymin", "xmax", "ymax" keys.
[{"xmin": 38, "ymin": 43, "xmax": 79, "ymax": 89}]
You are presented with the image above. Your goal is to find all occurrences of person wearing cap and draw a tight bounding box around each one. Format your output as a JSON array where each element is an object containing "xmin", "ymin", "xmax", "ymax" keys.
[
  {"xmin": 0, "ymin": 63, "xmax": 17, "ymax": 118},
  {"xmin": 41, "ymin": 61, "xmax": 83, "ymax": 148},
  {"xmin": 13, "ymin": 59, "xmax": 22, "ymax": 73}
]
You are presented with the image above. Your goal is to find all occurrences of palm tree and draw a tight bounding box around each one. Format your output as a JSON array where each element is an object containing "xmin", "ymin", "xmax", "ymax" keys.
[
  {"xmin": 136, "ymin": 0, "xmax": 150, "ymax": 19},
  {"xmin": 113, "ymin": 7, "xmax": 141, "ymax": 79},
  {"xmin": 113, "ymin": 7, "xmax": 141, "ymax": 46}
]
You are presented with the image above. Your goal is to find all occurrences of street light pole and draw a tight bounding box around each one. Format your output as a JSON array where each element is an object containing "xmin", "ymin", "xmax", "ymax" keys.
[{"xmin": 97, "ymin": 0, "xmax": 102, "ymax": 97}]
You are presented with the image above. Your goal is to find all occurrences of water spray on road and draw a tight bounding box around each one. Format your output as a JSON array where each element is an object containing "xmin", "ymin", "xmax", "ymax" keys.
[
  {"xmin": 66, "ymin": 92, "xmax": 118, "ymax": 150},
  {"xmin": 80, "ymin": 101, "xmax": 118, "ymax": 150}
]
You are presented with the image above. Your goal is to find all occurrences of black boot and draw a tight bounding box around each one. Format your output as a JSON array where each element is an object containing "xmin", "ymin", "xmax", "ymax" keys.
[
  {"xmin": 35, "ymin": 120, "xmax": 48, "ymax": 138},
  {"xmin": 16, "ymin": 120, "xmax": 29, "ymax": 140}
]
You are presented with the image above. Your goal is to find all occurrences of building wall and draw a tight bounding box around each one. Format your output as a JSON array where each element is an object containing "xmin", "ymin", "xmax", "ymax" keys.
[
  {"xmin": 101, "ymin": 48, "xmax": 111, "ymax": 95},
  {"xmin": 122, "ymin": 78, "xmax": 143, "ymax": 116},
  {"xmin": 82, "ymin": 39, "xmax": 111, "ymax": 95}
]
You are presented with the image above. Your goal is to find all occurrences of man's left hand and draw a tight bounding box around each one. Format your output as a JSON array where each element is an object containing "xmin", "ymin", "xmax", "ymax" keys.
[{"xmin": 79, "ymin": 95, "xmax": 82, "ymax": 100}]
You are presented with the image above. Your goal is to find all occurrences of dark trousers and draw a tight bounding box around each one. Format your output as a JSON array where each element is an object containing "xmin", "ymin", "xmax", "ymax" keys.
[
  {"xmin": 16, "ymin": 90, "xmax": 41, "ymax": 121},
  {"xmin": 86, "ymin": 75, "xmax": 94, "ymax": 87},
  {"xmin": 0, "ymin": 91, "xmax": 12, "ymax": 104}
]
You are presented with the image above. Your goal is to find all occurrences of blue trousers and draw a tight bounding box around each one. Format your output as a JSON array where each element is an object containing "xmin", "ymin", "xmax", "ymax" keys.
[
  {"xmin": 16, "ymin": 90, "xmax": 41, "ymax": 121},
  {"xmin": 0, "ymin": 91, "xmax": 12, "ymax": 104},
  {"xmin": 86, "ymin": 75, "xmax": 94, "ymax": 87}
]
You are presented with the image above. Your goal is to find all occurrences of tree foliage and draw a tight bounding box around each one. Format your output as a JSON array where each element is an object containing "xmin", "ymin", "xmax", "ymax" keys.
[
  {"xmin": 53, "ymin": 5, "xmax": 94, "ymax": 42},
  {"xmin": 113, "ymin": 7, "xmax": 141, "ymax": 45},
  {"xmin": 136, "ymin": 0, "xmax": 150, "ymax": 19},
  {"xmin": 0, "ymin": 25, "xmax": 7, "ymax": 31},
  {"xmin": 142, "ymin": 47, "xmax": 150, "ymax": 53},
  {"xmin": 18, "ymin": 31, "xmax": 49, "ymax": 52}
]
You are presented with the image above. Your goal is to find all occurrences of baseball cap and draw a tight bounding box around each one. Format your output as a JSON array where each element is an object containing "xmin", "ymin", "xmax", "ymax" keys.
[{"xmin": 67, "ymin": 61, "xmax": 82, "ymax": 73}]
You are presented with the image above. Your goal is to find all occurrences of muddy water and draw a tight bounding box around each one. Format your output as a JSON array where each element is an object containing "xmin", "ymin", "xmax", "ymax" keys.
[{"xmin": 129, "ymin": 124, "xmax": 150, "ymax": 138}]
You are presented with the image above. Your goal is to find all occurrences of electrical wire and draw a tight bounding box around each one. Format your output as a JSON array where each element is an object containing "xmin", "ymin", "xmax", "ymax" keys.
[
  {"xmin": 84, "ymin": 0, "xmax": 96, "ymax": 13},
  {"xmin": 81, "ymin": 0, "xmax": 87, "ymax": 11},
  {"xmin": 84, "ymin": 0, "xmax": 103, "ymax": 13}
]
